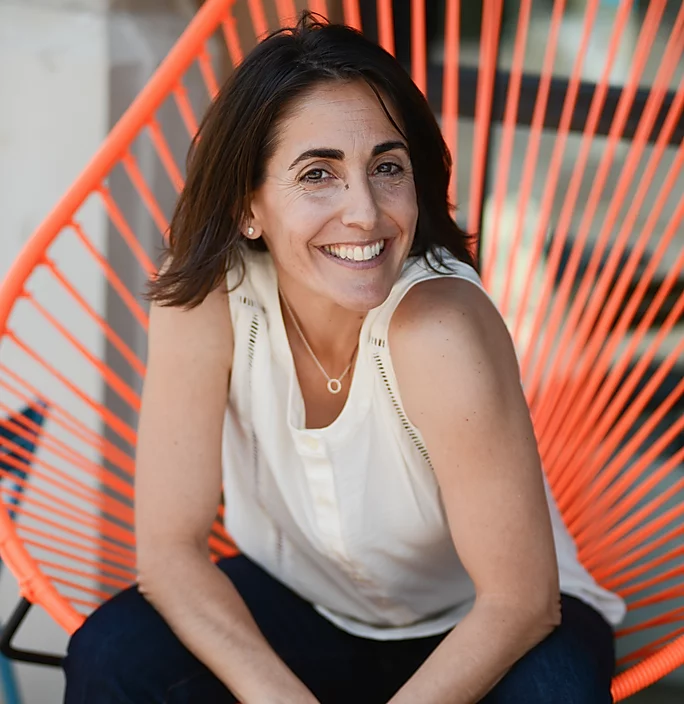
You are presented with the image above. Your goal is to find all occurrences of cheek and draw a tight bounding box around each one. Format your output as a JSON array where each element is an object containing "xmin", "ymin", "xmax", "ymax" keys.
[
  {"xmin": 264, "ymin": 206, "xmax": 331, "ymax": 267},
  {"xmin": 262, "ymin": 195, "xmax": 330, "ymax": 247},
  {"xmin": 378, "ymin": 183, "xmax": 418, "ymax": 227},
  {"xmin": 282, "ymin": 190, "xmax": 339, "ymax": 227}
]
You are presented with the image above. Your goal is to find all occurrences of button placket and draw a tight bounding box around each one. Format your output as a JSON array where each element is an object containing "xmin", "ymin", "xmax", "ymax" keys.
[
  {"xmin": 298, "ymin": 438, "xmax": 347, "ymax": 560},
  {"xmin": 296, "ymin": 434, "xmax": 406, "ymax": 615}
]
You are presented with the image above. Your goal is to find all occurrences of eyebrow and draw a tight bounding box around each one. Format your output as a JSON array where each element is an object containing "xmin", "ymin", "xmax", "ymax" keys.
[{"xmin": 288, "ymin": 141, "xmax": 408, "ymax": 170}]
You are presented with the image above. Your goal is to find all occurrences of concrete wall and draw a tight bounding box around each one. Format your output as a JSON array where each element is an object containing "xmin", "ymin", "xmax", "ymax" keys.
[
  {"xmin": 0, "ymin": 1, "xmax": 191, "ymax": 700},
  {"xmin": 0, "ymin": 4, "xmax": 107, "ymax": 700}
]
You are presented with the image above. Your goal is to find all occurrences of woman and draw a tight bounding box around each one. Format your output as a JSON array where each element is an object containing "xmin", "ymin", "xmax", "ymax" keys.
[{"xmin": 64, "ymin": 13, "xmax": 625, "ymax": 704}]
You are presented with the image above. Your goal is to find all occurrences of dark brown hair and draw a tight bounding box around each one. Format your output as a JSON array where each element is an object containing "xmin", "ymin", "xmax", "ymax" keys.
[{"xmin": 149, "ymin": 11, "xmax": 476, "ymax": 308}]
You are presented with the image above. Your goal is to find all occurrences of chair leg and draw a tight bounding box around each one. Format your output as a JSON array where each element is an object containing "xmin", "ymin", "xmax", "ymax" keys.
[
  {"xmin": 0, "ymin": 598, "xmax": 64, "ymax": 667},
  {"xmin": 0, "ymin": 652, "xmax": 22, "ymax": 704}
]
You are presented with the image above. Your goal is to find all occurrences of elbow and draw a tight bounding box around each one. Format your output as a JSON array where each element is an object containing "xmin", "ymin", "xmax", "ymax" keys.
[
  {"xmin": 479, "ymin": 585, "xmax": 561, "ymax": 648},
  {"xmin": 538, "ymin": 596, "xmax": 562, "ymax": 639},
  {"xmin": 528, "ymin": 586, "xmax": 562, "ymax": 644},
  {"xmin": 135, "ymin": 556, "xmax": 165, "ymax": 606},
  {"xmin": 135, "ymin": 549, "xmax": 182, "ymax": 609},
  {"xmin": 135, "ymin": 540, "xmax": 182, "ymax": 604},
  {"xmin": 135, "ymin": 539, "xmax": 162, "ymax": 590},
  {"xmin": 135, "ymin": 537, "xmax": 206, "ymax": 603}
]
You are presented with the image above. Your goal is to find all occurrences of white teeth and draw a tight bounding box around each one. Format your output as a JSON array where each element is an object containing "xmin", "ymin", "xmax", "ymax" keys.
[{"xmin": 324, "ymin": 240, "xmax": 385, "ymax": 262}]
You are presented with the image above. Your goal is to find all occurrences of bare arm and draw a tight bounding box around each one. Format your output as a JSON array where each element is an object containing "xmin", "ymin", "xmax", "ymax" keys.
[
  {"xmin": 387, "ymin": 278, "xmax": 561, "ymax": 704},
  {"xmin": 135, "ymin": 283, "xmax": 317, "ymax": 704}
]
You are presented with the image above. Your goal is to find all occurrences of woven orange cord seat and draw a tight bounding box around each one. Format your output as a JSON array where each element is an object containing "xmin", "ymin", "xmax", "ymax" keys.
[{"xmin": 0, "ymin": 0, "xmax": 682, "ymax": 698}]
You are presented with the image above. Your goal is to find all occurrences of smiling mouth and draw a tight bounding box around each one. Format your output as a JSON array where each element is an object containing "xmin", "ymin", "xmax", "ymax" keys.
[{"xmin": 321, "ymin": 240, "xmax": 385, "ymax": 262}]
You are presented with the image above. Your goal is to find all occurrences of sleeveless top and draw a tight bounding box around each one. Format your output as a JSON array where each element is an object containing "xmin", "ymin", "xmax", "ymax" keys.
[{"xmin": 222, "ymin": 248, "xmax": 626, "ymax": 640}]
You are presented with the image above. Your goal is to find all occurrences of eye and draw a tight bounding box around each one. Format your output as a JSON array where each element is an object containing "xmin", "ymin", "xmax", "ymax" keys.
[
  {"xmin": 375, "ymin": 162, "xmax": 403, "ymax": 176},
  {"xmin": 300, "ymin": 168, "xmax": 333, "ymax": 183}
]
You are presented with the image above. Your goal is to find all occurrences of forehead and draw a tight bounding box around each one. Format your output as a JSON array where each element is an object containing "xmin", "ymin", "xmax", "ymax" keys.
[{"xmin": 273, "ymin": 81, "xmax": 404, "ymax": 156}]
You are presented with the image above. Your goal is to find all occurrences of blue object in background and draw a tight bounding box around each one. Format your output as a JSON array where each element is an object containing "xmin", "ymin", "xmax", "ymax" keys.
[{"xmin": 0, "ymin": 401, "xmax": 48, "ymax": 704}]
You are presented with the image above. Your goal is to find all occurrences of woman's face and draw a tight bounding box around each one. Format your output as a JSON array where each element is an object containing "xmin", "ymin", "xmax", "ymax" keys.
[{"xmin": 248, "ymin": 80, "xmax": 418, "ymax": 312}]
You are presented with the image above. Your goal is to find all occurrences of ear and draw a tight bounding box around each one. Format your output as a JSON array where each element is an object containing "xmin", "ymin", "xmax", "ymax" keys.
[{"xmin": 241, "ymin": 201, "xmax": 264, "ymax": 240}]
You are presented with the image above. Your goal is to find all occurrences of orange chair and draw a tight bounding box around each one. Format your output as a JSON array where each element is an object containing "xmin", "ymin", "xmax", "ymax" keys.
[{"xmin": 0, "ymin": 0, "xmax": 682, "ymax": 699}]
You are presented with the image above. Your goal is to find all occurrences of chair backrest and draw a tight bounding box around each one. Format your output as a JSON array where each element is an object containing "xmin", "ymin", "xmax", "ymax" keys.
[
  {"xmin": 0, "ymin": 0, "xmax": 682, "ymax": 699},
  {"xmin": 0, "ymin": 404, "xmax": 49, "ymax": 701},
  {"xmin": 0, "ymin": 404, "xmax": 48, "ymax": 525}
]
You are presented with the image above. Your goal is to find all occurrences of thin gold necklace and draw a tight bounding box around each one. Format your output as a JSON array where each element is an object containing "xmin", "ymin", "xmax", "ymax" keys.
[{"xmin": 279, "ymin": 290, "xmax": 358, "ymax": 395}]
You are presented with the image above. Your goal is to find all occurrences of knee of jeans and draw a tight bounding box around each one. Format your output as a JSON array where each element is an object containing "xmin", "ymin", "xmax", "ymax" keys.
[
  {"xmin": 494, "ymin": 636, "xmax": 613, "ymax": 704},
  {"xmin": 64, "ymin": 617, "xmax": 107, "ymax": 682},
  {"xmin": 64, "ymin": 611, "xmax": 131, "ymax": 689}
]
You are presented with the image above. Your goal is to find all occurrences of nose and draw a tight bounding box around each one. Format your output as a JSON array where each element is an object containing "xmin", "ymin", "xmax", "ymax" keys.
[{"xmin": 340, "ymin": 175, "xmax": 379, "ymax": 232}]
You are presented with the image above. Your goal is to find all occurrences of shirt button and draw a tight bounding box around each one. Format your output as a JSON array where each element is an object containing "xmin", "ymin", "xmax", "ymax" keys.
[
  {"xmin": 302, "ymin": 436, "xmax": 320, "ymax": 451},
  {"xmin": 349, "ymin": 568, "xmax": 368, "ymax": 583},
  {"xmin": 315, "ymin": 494, "xmax": 334, "ymax": 508}
]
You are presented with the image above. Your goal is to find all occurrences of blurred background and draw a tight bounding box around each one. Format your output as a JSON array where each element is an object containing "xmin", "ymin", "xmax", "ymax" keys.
[{"xmin": 0, "ymin": 0, "xmax": 682, "ymax": 701}]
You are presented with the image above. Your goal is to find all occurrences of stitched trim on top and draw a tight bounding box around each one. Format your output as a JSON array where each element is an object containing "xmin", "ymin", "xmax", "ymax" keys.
[
  {"xmin": 372, "ymin": 351, "xmax": 434, "ymax": 470},
  {"xmin": 247, "ymin": 313, "xmax": 261, "ymax": 493},
  {"xmin": 247, "ymin": 314, "xmax": 259, "ymax": 368},
  {"xmin": 245, "ymin": 311, "xmax": 284, "ymax": 567},
  {"xmin": 239, "ymin": 294, "xmax": 263, "ymax": 311}
]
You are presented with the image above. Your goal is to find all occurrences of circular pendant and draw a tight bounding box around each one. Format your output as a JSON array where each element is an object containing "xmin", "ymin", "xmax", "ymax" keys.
[{"xmin": 327, "ymin": 378, "xmax": 342, "ymax": 394}]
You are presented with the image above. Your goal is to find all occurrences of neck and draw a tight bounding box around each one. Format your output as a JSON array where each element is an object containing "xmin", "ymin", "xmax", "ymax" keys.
[{"xmin": 278, "ymin": 282, "xmax": 365, "ymax": 369}]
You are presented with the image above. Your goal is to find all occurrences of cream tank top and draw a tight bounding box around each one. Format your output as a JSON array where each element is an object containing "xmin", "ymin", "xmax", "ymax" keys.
[{"xmin": 222, "ymin": 248, "xmax": 625, "ymax": 640}]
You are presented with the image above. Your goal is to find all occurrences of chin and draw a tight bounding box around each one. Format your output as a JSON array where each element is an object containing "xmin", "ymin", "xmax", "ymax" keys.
[{"xmin": 336, "ymin": 284, "xmax": 395, "ymax": 312}]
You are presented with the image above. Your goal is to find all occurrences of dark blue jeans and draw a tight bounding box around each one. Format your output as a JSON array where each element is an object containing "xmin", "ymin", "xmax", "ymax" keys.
[{"xmin": 63, "ymin": 554, "xmax": 615, "ymax": 703}]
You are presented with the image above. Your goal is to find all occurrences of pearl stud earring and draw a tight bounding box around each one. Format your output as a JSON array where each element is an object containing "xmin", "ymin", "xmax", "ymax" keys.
[{"xmin": 247, "ymin": 226, "xmax": 255, "ymax": 236}]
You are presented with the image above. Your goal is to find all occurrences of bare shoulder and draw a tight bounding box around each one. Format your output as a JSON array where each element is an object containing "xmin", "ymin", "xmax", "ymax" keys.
[
  {"xmin": 387, "ymin": 275, "xmax": 528, "ymax": 435},
  {"xmin": 389, "ymin": 276, "xmax": 519, "ymax": 385},
  {"xmin": 148, "ymin": 279, "xmax": 233, "ymax": 373}
]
